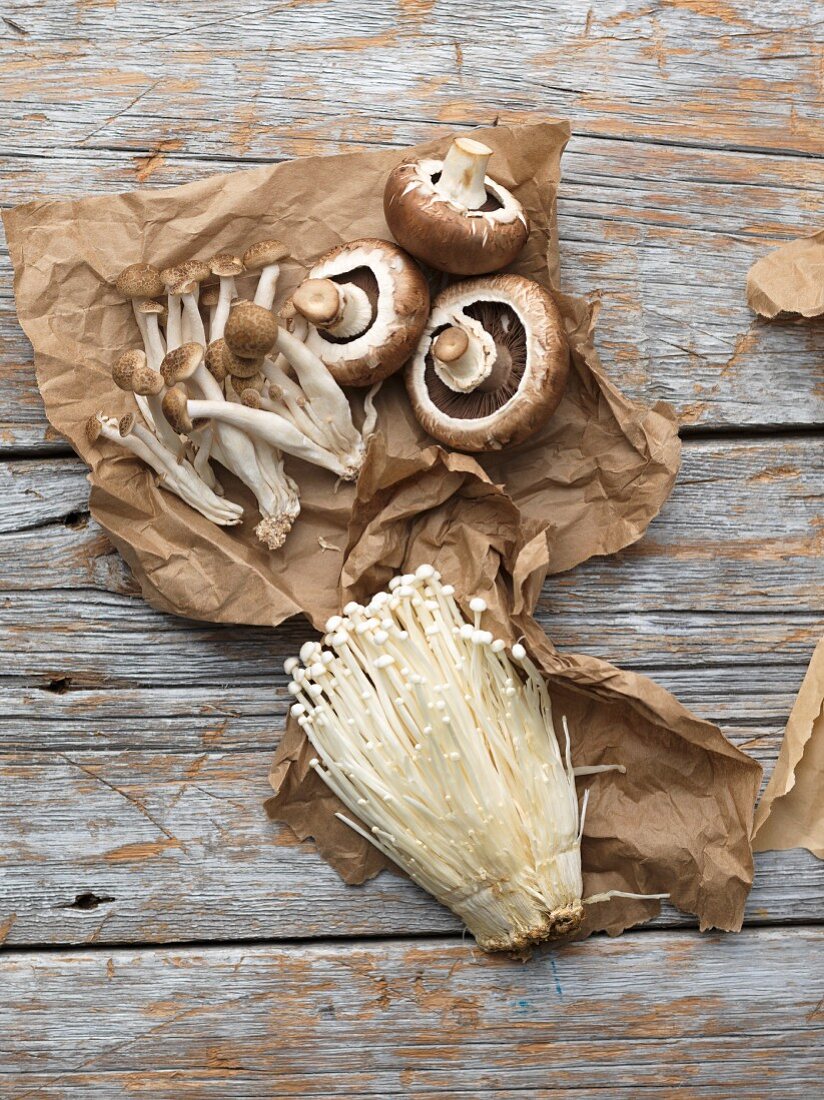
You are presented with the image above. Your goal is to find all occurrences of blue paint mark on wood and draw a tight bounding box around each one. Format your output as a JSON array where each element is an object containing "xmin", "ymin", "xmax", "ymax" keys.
[{"xmin": 550, "ymin": 955, "xmax": 563, "ymax": 1000}]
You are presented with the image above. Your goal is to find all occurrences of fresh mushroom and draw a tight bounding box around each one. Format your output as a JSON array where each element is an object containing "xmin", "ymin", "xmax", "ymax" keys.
[
  {"xmin": 113, "ymin": 263, "xmax": 168, "ymax": 429},
  {"xmin": 112, "ymin": 348, "xmax": 182, "ymax": 456},
  {"xmin": 405, "ymin": 274, "xmax": 569, "ymax": 451},
  {"xmin": 86, "ymin": 413, "xmax": 243, "ymax": 527},
  {"xmin": 243, "ymin": 239, "xmax": 289, "ymax": 310},
  {"xmin": 208, "ymin": 253, "xmax": 244, "ymax": 339},
  {"xmin": 384, "ymin": 136, "xmax": 529, "ymax": 275},
  {"xmin": 291, "ymin": 238, "xmax": 429, "ymax": 387},
  {"xmin": 161, "ymin": 260, "xmax": 210, "ymax": 346}
]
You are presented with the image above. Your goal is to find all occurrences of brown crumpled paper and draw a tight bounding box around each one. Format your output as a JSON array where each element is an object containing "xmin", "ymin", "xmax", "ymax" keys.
[
  {"xmin": 3, "ymin": 119, "xmax": 680, "ymax": 630},
  {"xmin": 746, "ymin": 229, "xmax": 824, "ymax": 318},
  {"xmin": 753, "ymin": 637, "xmax": 824, "ymax": 859},
  {"xmin": 267, "ymin": 436, "xmax": 763, "ymax": 937}
]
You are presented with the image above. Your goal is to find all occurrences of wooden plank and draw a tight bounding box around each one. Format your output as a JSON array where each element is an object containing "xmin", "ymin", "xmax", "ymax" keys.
[
  {"xmin": 0, "ymin": 929, "xmax": 821, "ymax": 1096},
  {"xmin": 1, "ymin": 438, "xmax": 822, "ymax": 613}
]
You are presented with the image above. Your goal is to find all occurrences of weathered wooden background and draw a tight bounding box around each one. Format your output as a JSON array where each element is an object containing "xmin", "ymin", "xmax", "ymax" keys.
[{"xmin": 1, "ymin": 0, "xmax": 822, "ymax": 1095}]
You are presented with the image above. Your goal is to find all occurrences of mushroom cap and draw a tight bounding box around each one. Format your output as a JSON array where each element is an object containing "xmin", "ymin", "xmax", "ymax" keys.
[
  {"xmin": 405, "ymin": 274, "xmax": 569, "ymax": 452},
  {"xmin": 209, "ymin": 253, "xmax": 244, "ymax": 278},
  {"xmin": 223, "ymin": 344, "xmax": 264, "ymax": 379},
  {"xmin": 119, "ymin": 412, "xmax": 136, "ymax": 437},
  {"xmin": 231, "ymin": 371, "xmax": 264, "ymax": 392},
  {"xmin": 300, "ymin": 238, "xmax": 430, "ymax": 387},
  {"xmin": 278, "ymin": 296, "xmax": 297, "ymax": 321},
  {"xmin": 241, "ymin": 387, "xmax": 263, "ymax": 409},
  {"xmin": 161, "ymin": 259, "xmax": 211, "ymax": 294},
  {"xmin": 112, "ymin": 349, "xmax": 147, "ymax": 390},
  {"xmin": 161, "ymin": 342, "xmax": 204, "ymax": 387},
  {"xmin": 115, "ymin": 263, "xmax": 165, "ymax": 300},
  {"xmin": 205, "ymin": 339, "xmax": 229, "ymax": 382},
  {"xmin": 131, "ymin": 365, "xmax": 165, "ymax": 397},
  {"xmin": 161, "ymin": 386, "xmax": 193, "ymax": 435},
  {"xmin": 200, "ymin": 285, "xmax": 222, "ymax": 308},
  {"xmin": 135, "ymin": 298, "xmax": 166, "ymax": 316},
  {"xmin": 243, "ymin": 238, "xmax": 289, "ymax": 270},
  {"xmin": 383, "ymin": 155, "xmax": 529, "ymax": 276},
  {"xmin": 224, "ymin": 301, "xmax": 278, "ymax": 359},
  {"xmin": 85, "ymin": 414, "xmax": 104, "ymax": 445}
]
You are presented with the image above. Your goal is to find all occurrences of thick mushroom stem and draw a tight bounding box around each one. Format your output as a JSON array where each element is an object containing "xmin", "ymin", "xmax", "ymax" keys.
[
  {"xmin": 209, "ymin": 433, "xmax": 299, "ymax": 551},
  {"xmin": 293, "ymin": 278, "xmax": 372, "ymax": 339},
  {"xmin": 163, "ymin": 390, "xmax": 355, "ymax": 479},
  {"xmin": 434, "ymin": 137, "xmax": 493, "ymax": 210},
  {"xmin": 273, "ymin": 327, "xmax": 362, "ymax": 456},
  {"xmin": 89, "ymin": 415, "xmax": 243, "ymax": 527},
  {"xmin": 253, "ymin": 263, "xmax": 281, "ymax": 310},
  {"xmin": 127, "ymin": 308, "xmax": 157, "ymax": 431},
  {"xmin": 432, "ymin": 322, "xmax": 496, "ymax": 393},
  {"xmin": 142, "ymin": 312, "xmax": 167, "ymax": 369},
  {"xmin": 181, "ymin": 286, "xmax": 207, "ymax": 347},
  {"xmin": 166, "ymin": 294, "xmax": 183, "ymax": 352}
]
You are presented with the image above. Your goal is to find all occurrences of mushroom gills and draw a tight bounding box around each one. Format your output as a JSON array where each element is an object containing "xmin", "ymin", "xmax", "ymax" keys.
[{"xmin": 425, "ymin": 302, "xmax": 527, "ymax": 419}]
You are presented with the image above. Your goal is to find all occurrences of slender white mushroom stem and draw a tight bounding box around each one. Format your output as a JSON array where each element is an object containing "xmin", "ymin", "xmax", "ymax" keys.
[
  {"xmin": 434, "ymin": 136, "xmax": 493, "ymax": 210},
  {"xmin": 166, "ymin": 294, "xmax": 183, "ymax": 352},
  {"xmin": 89, "ymin": 415, "xmax": 242, "ymax": 526},
  {"xmin": 254, "ymin": 263, "xmax": 281, "ymax": 309},
  {"xmin": 163, "ymin": 391, "xmax": 354, "ymax": 478},
  {"xmin": 212, "ymin": 278, "xmax": 236, "ymax": 340}
]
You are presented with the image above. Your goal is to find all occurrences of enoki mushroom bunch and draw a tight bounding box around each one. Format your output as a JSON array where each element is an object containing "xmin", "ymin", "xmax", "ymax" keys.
[
  {"xmin": 88, "ymin": 243, "xmax": 378, "ymax": 550},
  {"xmin": 287, "ymin": 565, "xmax": 667, "ymax": 953}
]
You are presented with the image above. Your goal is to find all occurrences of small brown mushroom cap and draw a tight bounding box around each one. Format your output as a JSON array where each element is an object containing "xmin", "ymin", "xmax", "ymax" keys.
[
  {"xmin": 160, "ymin": 342, "xmax": 204, "ymax": 387},
  {"xmin": 224, "ymin": 301, "xmax": 278, "ymax": 359},
  {"xmin": 200, "ymin": 285, "xmax": 222, "ymax": 308},
  {"xmin": 241, "ymin": 388, "xmax": 263, "ymax": 409},
  {"xmin": 242, "ymin": 239, "xmax": 289, "ymax": 271},
  {"xmin": 115, "ymin": 263, "xmax": 165, "ymax": 300},
  {"xmin": 161, "ymin": 387, "xmax": 193, "ymax": 434},
  {"xmin": 205, "ymin": 339, "xmax": 229, "ymax": 382},
  {"xmin": 85, "ymin": 414, "xmax": 104, "ymax": 445},
  {"xmin": 112, "ymin": 349, "xmax": 147, "ymax": 390},
  {"xmin": 161, "ymin": 259, "xmax": 211, "ymax": 294},
  {"xmin": 232, "ymin": 371, "xmax": 264, "ymax": 393},
  {"xmin": 131, "ymin": 366, "xmax": 165, "ymax": 397},
  {"xmin": 406, "ymin": 273, "xmax": 569, "ymax": 452},
  {"xmin": 383, "ymin": 154, "xmax": 529, "ymax": 276},
  {"xmin": 135, "ymin": 298, "xmax": 166, "ymax": 316},
  {"xmin": 278, "ymin": 297, "xmax": 297, "ymax": 322},
  {"xmin": 223, "ymin": 345, "xmax": 264, "ymax": 379},
  {"xmin": 119, "ymin": 412, "xmax": 136, "ymax": 437},
  {"xmin": 209, "ymin": 253, "xmax": 244, "ymax": 278},
  {"xmin": 299, "ymin": 238, "xmax": 430, "ymax": 387}
]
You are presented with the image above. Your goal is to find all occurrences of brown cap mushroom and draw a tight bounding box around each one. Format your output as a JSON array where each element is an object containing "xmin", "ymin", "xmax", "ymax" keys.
[
  {"xmin": 112, "ymin": 349, "xmax": 146, "ymax": 391},
  {"xmin": 292, "ymin": 238, "xmax": 429, "ymax": 387},
  {"xmin": 243, "ymin": 239, "xmax": 289, "ymax": 271},
  {"xmin": 115, "ymin": 263, "xmax": 165, "ymax": 300},
  {"xmin": 405, "ymin": 274, "xmax": 569, "ymax": 451},
  {"xmin": 204, "ymin": 339, "xmax": 229, "ymax": 382},
  {"xmin": 384, "ymin": 136, "xmax": 529, "ymax": 276},
  {"xmin": 200, "ymin": 285, "xmax": 222, "ymax": 309},
  {"xmin": 161, "ymin": 259, "xmax": 211, "ymax": 295},
  {"xmin": 209, "ymin": 253, "xmax": 244, "ymax": 278},
  {"xmin": 224, "ymin": 301, "xmax": 279, "ymax": 360},
  {"xmin": 162, "ymin": 386, "xmax": 194, "ymax": 434},
  {"xmin": 160, "ymin": 342, "xmax": 204, "ymax": 387}
]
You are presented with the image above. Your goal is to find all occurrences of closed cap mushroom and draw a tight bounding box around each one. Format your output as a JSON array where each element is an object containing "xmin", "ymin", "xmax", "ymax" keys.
[
  {"xmin": 405, "ymin": 274, "xmax": 569, "ymax": 451},
  {"xmin": 224, "ymin": 301, "xmax": 279, "ymax": 360},
  {"xmin": 292, "ymin": 238, "xmax": 429, "ymax": 387},
  {"xmin": 115, "ymin": 263, "xmax": 165, "ymax": 300},
  {"xmin": 384, "ymin": 136, "xmax": 529, "ymax": 276},
  {"xmin": 160, "ymin": 342, "xmax": 205, "ymax": 388},
  {"xmin": 243, "ymin": 239, "xmax": 289, "ymax": 310}
]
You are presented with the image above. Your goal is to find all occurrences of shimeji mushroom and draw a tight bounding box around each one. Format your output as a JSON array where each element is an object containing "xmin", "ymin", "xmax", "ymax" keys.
[
  {"xmin": 111, "ymin": 349, "xmax": 182, "ymax": 456},
  {"xmin": 86, "ymin": 413, "xmax": 243, "ymax": 527},
  {"xmin": 384, "ymin": 136, "xmax": 529, "ymax": 275},
  {"xmin": 208, "ymin": 253, "xmax": 244, "ymax": 339},
  {"xmin": 114, "ymin": 263, "xmax": 168, "ymax": 429},
  {"xmin": 291, "ymin": 238, "xmax": 429, "ymax": 387},
  {"xmin": 286, "ymin": 565, "xmax": 669, "ymax": 953},
  {"xmin": 243, "ymin": 239, "xmax": 289, "ymax": 310},
  {"xmin": 159, "ymin": 342, "xmax": 301, "ymax": 548},
  {"xmin": 406, "ymin": 274, "xmax": 569, "ymax": 451},
  {"xmin": 161, "ymin": 260, "xmax": 210, "ymax": 346}
]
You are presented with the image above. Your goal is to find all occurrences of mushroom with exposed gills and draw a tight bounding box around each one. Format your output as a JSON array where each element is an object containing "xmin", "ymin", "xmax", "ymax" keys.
[
  {"xmin": 86, "ymin": 413, "xmax": 243, "ymax": 527},
  {"xmin": 161, "ymin": 260, "xmax": 210, "ymax": 346},
  {"xmin": 162, "ymin": 385, "xmax": 356, "ymax": 480},
  {"xmin": 208, "ymin": 253, "xmax": 244, "ymax": 339},
  {"xmin": 384, "ymin": 135, "xmax": 529, "ymax": 275},
  {"xmin": 242, "ymin": 239, "xmax": 289, "ymax": 311},
  {"xmin": 406, "ymin": 273, "xmax": 569, "ymax": 451},
  {"xmin": 291, "ymin": 238, "xmax": 429, "ymax": 387},
  {"xmin": 112, "ymin": 348, "xmax": 183, "ymax": 456},
  {"xmin": 160, "ymin": 344, "xmax": 301, "ymax": 548}
]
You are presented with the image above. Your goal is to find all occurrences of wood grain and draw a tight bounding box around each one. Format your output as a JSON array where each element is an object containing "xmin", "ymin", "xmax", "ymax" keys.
[{"xmin": 1, "ymin": 929, "xmax": 822, "ymax": 1096}]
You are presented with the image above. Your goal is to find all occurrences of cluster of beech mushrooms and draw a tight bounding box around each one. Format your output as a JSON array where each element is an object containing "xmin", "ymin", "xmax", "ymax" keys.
[
  {"xmin": 288, "ymin": 566, "xmax": 668, "ymax": 952},
  {"xmin": 90, "ymin": 133, "xmax": 569, "ymax": 550}
]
